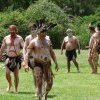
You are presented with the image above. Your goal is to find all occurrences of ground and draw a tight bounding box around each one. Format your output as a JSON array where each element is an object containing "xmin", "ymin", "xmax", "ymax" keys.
[{"xmin": 0, "ymin": 50, "xmax": 100, "ymax": 100}]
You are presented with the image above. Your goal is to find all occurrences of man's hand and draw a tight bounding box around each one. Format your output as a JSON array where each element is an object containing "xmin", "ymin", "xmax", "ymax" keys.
[
  {"xmin": 0, "ymin": 55, "xmax": 2, "ymax": 61},
  {"xmin": 78, "ymin": 50, "xmax": 80, "ymax": 54},
  {"xmin": 55, "ymin": 63, "xmax": 59, "ymax": 72},
  {"xmin": 22, "ymin": 61, "xmax": 29, "ymax": 72},
  {"xmin": 25, "ymin": 66, "xmax": 29, "ymax": 72},
  {"xmin": 61, "ymin": 51, "xmax": 63, "ymax": 55}
]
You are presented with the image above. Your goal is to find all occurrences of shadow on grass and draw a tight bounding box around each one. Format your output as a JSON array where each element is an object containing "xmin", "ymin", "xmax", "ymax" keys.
[
  {"xmin": 17, "ymin": 92, "xmax": 56, "ymax": 98},
  {"xmin": 67, "ymin": 72, "xmax": 81, "ymax": 74},
  {"xmin": 18, "ymin": 91, "xmax": 34, "ymax": 94},
  {"xmin": 48, "ymin": 94, "xmax": 56, "ymax": 98}
]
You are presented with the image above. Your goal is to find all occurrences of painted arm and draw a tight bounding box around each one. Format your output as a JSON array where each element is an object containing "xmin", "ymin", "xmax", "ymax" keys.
[
  {"xmin": 23, "ymin": 41, "xmax": 34, "ymax": 72},
  {"xmin": 89, "ymin": 36, "xmax": 94, "ymax": 49},
  {"xmin": 76, "ymin": 38, "xmax": 81, "ymax": 54},
  {"xmin": 23, "ymin": 37, "xmax": 29, "ymax": 61},
  {"xmin": 49, "ymin": 46, "xmax": 59, "ymax": 72},
  {"xmin": 20, "ymin": 37, "xmax": 24, "ymax": 48},
  {"xmin": 61, "ymin": 39, "xmax": 65, "ymax": 55},
  {"xmin": 0, "ymin": 38, "xmax": 6, "ymax": 58}
]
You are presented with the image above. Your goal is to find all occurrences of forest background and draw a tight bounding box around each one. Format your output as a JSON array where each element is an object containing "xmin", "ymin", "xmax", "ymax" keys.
[{"xmin": 0, "ymin": 0, "xmax": 100, "ymax": 48}]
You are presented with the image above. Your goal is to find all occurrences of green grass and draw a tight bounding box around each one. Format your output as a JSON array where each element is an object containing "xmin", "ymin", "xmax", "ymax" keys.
[{"xmin": 1, "ymin": 50, "xmax": 100, "ymax": 100}]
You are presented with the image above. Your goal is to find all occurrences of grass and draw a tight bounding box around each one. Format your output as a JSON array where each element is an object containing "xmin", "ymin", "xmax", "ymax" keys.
[{"xmin": 0, "ymin": 50, "xmax": 100, "ymax": 100}]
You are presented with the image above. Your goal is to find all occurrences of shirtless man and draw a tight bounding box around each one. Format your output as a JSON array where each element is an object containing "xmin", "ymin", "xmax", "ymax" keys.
[
  {"xmin": 0, "ymin": 25, "xmax": 24, "ymax": 93},
  {"xmin": 23, "ymin": 23, "xmax": 54, "ymax": 97},
  {"xmin": 88, "ymin": 23, "xmax": 96, "ymax": 73},
  {"xmin": 61, "ymin": 29, "xmax": 80, "ymax": 73},
  {"xmin": 88, "ymin": 24, "xmax": 100, "ymax": 74},
  {"xmin": 23, "ymin": 23, "xmax": 37, "ymax": 96},
  {"xmin": 23, "ymin": 28, "xmax": 59, "ymax": 100}
]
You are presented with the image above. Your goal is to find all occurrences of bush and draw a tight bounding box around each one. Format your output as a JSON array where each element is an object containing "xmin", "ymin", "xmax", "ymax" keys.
[
  {"xmin": 26, "ymin": 0, "xmax": 68, "ymax": 48},
  {"xmin": 0, "ymin": 10, "xmax": 29, "ymax": 41}
]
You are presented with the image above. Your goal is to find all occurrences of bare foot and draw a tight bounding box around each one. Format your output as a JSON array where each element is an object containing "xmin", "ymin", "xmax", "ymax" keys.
[
  {"xmin": 35, "ymin": 88, "xmax": 38, "ymax": 97},
  {"xmin": 6, "ymin": 85, "xmax": 12, "ymax": 92},
  {"xmin": 91, "ymin": 71, "xmax": 97, "ymax": 74},
  {"xmin": 15, "ymin": 88, "xmax": 19, "ymax": 94},
  {"xmin": 78, "ymin": 70, "xmax": 80, "ymax": 73},
  {"xmin": 15, "ymin": 91, "xmax": 18, "ymax": 94}
]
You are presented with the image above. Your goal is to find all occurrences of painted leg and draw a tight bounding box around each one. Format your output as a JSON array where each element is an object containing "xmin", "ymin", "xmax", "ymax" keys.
[
  {"xmin": 43, "ymin": 67, "xmax": 53, "ymax": 100},
  {"xmin": 14, "ymin": 66, "xmax": 19, "ymax": 93},
  {"xmin": 5, "ymin": 67, "xmax": 12, "ymax": 92},
  {"xmin": 72, "ymin": 58, "xmax": 80, "ymax": 73},
  {"xmin": 67, "ymin": 59, "xmax": 71, "ymax": 73},
  {"xmin": 32, "ymin": 69, "xmax": 38, "ymax": 97},
  {"xmin": 88, "ymin": 55, "xmax": 95, "ymax": 73},
  {"xmin": 92, "ymin": 53, "xmax": 99, "ymax": 74},
  {"xmin": 34, "ymin": 67, "xmax": 43, "ymax": 100}
]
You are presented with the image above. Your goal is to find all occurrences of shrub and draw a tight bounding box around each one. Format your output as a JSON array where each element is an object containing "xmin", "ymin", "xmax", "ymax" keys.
[
  {"xmin": 26, "ymin": 0, "xmax": 68, "ymax": 48},
  {"xmin": 0, "ymin": 10, "xmax": 29, "ymax": 41}
]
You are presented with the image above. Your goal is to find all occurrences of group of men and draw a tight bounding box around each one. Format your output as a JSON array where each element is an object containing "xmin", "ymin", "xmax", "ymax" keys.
[
  {"xmin": 0, "ymin": 18, "xmax": 100, "ymax": 100},
  {"xmin": 0, "ymin": 19, "xmax": 59, "ymax": 100}
]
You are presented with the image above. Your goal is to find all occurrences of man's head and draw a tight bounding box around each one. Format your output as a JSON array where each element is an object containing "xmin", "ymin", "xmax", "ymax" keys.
[
  {"xmin": 28, "ymin": 23, "xmax": 37, "ymax": 37},
  {"xmin": 66, "ymin": 28, "xmax": 73, "ymax": 37},
  {"xmin": 8, "ymin": 25, "xmax": 17, "ymax": 36},
  {"xmin": 95, "ymin": 23, "xmax": 100, "ymax": 33},
  {"xmin": 37, "ymin": 29, "xmax": 46, "ymax": 39},
  {"xmin": 89, "ymin": 26, "xmax": 95, "ymax": 33}
]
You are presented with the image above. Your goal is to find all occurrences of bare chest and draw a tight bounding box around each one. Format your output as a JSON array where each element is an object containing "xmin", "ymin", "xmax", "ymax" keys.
[
  {"xmin": 34, "ymin": 40, "xmax": 49, "ymax": 52},
  {"xmin": 5, "ymin": 38, "xmax": 20, "ymax": 46}
]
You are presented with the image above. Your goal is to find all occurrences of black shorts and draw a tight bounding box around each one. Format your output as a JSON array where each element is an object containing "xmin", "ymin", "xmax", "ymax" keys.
[
  {"xmin": 65, "ymin": 49, "xmax": 77, "ymax": 61},
  {"xmin": 34, "ymin": 60, "xmax": 51, "ymax": 69},
  {"xmin": 28, "ymin": 60, "xmax": 34, "ymax": 69},
  {"xmin": 6, "ymin": 56, "xmax": 22, "ymax": 72}
]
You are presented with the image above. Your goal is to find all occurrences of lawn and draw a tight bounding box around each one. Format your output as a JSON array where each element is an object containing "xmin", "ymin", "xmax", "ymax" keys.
[{"xmin": 0, "ymin": 50, "xmax": 100, "ymax": 100}]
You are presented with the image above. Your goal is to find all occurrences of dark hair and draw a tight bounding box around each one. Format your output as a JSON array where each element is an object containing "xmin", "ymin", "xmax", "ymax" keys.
[
  {"xmin": 0, "ymin": 43, "xmax": 1, "ymax": 48},
  {"xmin": 89, "ymin": 26, "xmax": 95, "ymax": 32},
  {"xmin": 28, "ymin": 23, "xmax": 37, "ymax": 30},
  {"xmin": 97, "ymin": 23, "xmax": 100, "ymax": 31}
]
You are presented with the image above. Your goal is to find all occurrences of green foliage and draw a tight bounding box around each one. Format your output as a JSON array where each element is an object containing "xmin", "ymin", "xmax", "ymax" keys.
[
  {"xmin": 69, "ymin": 9, "xmax": 100, "ymax": 49},
  {"xmin": 0, "ymin": 0, "xmax": 100, "ymax": 49},
  {"xmin": 52, "ymin": 0, "xmax": 100, "ymax": 16},
  {"xmin": 69, "ymin": 17, "xmax": 90, "ymax": 49},
  {"xmin": 26, "ymin": 0, "xmax": 68, "ymax": 48},
  {"xmin": 0, "ymin": 0, "xmax": 38, "ymax": 11},
  {"xmin": 0, "ymin": 0, "xmax": 68, "ymax": 48},
  {"xmin": 0, "ymin": 10, "xmax": 29, "ymax": 40}
]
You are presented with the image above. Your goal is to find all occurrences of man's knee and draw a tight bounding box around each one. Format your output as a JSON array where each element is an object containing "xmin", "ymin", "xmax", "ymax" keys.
[
  {"xmin": 47, "ymin": 76, "xmax": 53, "ymax": 86},
  {"xmin": 88, "ymin": 57, "xmax": 92, "ymax": 62},
  {"xmin": 6, "ymin": 68, "xmax": 10, "ymax": 75},
  {"xmin": 36, "ymin": 73, "xmax": 43, "ymax": 86},
  {"xmin": 46, "ymin": 81, "xmax": 53, "ymax": 92}
]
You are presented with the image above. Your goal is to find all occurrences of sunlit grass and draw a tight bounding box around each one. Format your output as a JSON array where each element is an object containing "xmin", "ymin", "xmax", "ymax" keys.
[{"xmin": 0, "ymin": 50, "xmax": 100, "ymax": 100}]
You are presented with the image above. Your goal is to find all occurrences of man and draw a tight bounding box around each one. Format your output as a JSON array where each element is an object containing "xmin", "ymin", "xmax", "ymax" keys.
[
  {"xmin": 0, "ymin": 25, "xmax": 24, "ymax": 93},
  {"xmin": 88, "ymin": 24, "xmax": 100, "ymax": 74},
  {"xmin": 23, "ymin": 21, "xmax": 59, "ymax": 100},
  {"xmin": 61, "ymin": 28, "xmax": 80, "ymax": 73},
  {"xmin": 88, "ymin": 23, "xmax": 97, "ymax": 74},
  {"xmin": 23, "ymin": 23, "xmax": 38, "ymax": 96},
  {"xmin": 23, "ymin": 22, "xmax": 54, "ymax": 97}
]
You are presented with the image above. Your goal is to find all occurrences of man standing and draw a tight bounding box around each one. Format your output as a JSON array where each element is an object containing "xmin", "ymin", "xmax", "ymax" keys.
[
  {"xmin": 23, "ymin": 23, "xmax": 37, "ymax": 96},
  {"xmin": 23, "ymin": 20, "xmax": 59, "ymax": 100},
  {"xmin": 88, "ymin": 23, "xmax": 96, "ymax": 74},
  {"xmin": 0, "ymin": 25, "xmax": 24, "ymax": 93},
  {"xmin": 88, "ymin": 24, "xmax": 100, "ymax": 74},
  {"xmin": 61, "ymin": 29, "xmax": 80, "ymax": 73}
]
